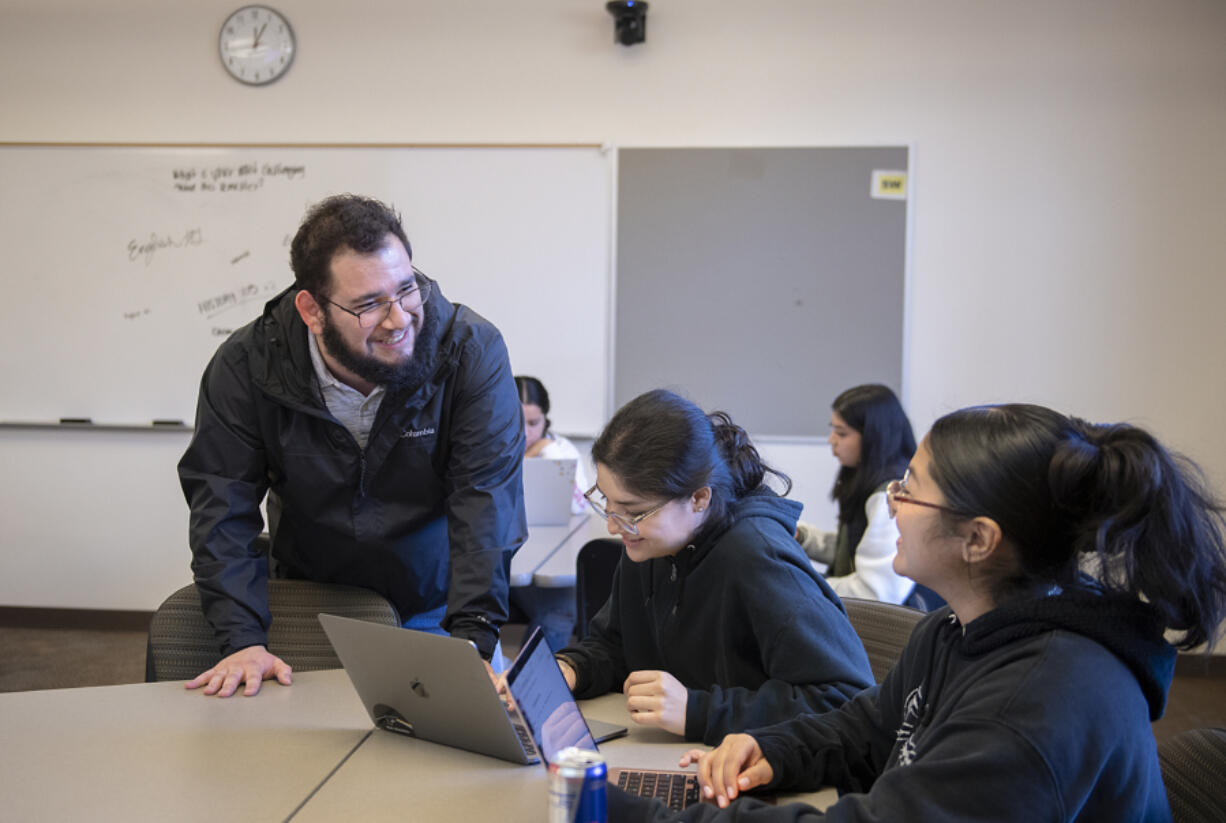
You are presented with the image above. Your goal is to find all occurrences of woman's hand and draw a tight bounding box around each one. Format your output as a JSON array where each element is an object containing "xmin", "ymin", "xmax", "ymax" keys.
[
  {"xmin": 525, "ymin": 438, "xmax": 551, "ymax": 458},
  {"xmin": 686, "ymin": 734, "xmax": 774, "ymax": 809},
  {"xmin": 623, "ymin": 670, "xmax": 688, "ymax": 736},
  {"xmin": 555, "ymin": 657, "xmax": 578, "ymax": 690}
]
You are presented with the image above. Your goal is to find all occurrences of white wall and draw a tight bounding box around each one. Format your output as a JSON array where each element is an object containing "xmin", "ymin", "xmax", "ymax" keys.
[{"xmin": 1, "ymin": 0, "xmax": 1223, "ymax": 611}]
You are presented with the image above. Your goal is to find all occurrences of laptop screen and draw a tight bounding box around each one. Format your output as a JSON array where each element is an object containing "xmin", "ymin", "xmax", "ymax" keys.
[
  {"xmin": 505, "ymin": 629, "xmax": 597, "ymax": 763},
  {"xmin": 523, "ymin": 457, "xmax": 577, "ymax": 525}
]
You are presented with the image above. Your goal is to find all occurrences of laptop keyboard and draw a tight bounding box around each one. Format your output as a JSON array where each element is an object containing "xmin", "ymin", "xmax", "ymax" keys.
[{"xmin": 616, "ymin": 771, "xmax": 701, "ymax": 811}]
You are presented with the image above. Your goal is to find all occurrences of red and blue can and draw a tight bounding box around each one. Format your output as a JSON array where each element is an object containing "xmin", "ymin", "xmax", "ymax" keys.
[{"xmin": 548, "ymin": 747, "xmax": 607, "ymax": 823}]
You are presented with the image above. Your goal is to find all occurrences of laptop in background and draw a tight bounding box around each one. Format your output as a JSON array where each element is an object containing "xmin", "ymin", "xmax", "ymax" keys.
[
  {"xmin": 318, "ymin": 613, "xmax": 626, "ymax": 765},
  {"xmin": 523, "ymin": 457, "xmax": 577, "ymax": 526},
  {"xmin": 505, "ymin": 628, "xmax": 704, "ymax": 812}
]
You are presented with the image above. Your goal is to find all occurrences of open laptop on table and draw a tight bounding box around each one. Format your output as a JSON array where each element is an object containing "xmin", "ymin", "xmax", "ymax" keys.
[
  {"xmin": 523, "ymin": 457, "xmax": 577, "ymax": 526},
  {"xmin": 505, "ymin": 627, "xmax": 705, "ymax": 812},
  {"xmin": 317, "ymin": 613, "xmax": 626, "ymax": 765}
]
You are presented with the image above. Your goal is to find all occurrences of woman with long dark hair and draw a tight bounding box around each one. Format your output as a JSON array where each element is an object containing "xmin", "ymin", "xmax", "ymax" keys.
[
  {"xmin": 612, "ymin": 403, "xmax": 1226, "ymax": 821},
  {"xmin": 516, "ymin": 375, "xmax": 589, "ymax": 513},
  {"xmin": 795, "ymin": 384, "xmax": 916, "ymax": 603},
  {"xmin": 555, "ymin": 389, "xmax": 874, "ymax": 744}
]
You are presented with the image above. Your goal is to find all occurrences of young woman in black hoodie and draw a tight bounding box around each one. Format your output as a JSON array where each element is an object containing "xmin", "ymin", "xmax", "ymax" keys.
[
  {"xmin": 613, "ymin": 403, "xmax": 1226, "ymax": 822},
  {"xmin": 555, "ymin": 389, "xmax": 874, "ymax": 745}
]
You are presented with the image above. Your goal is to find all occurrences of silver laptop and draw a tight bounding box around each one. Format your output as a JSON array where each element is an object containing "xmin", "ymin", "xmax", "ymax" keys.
[
  {"xmin": 523, "ymin": 457, "xmax": 577, "ymax": 526},
  {"xmin": 505, "ymin": 628, "xmax": 704, "ymax": 811},
  {"xmin": 318, "ymin": 613, "xmax": 625, "ymax": 764}
]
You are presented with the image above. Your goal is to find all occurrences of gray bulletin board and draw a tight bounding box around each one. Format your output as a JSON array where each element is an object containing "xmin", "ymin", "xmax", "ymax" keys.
[{"xmin": 614, "ymin": 147, "xmax": 908, "ymax": 437}]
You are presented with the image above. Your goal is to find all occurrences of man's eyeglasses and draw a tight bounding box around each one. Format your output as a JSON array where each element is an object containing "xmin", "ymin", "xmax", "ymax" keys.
[
  {"xmin": 321, "ymin": 268, "xmax": 432, "ymax": 329},
  {"xmin": 583, "ymin": 484, "xmax": 670, "ymax": 536},
  {"xmin": 885, "ymin": 469, "xmax": 963, "ymax": 518}
]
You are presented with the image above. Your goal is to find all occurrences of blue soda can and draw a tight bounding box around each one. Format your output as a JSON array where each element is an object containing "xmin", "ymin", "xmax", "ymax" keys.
[{"xmin": 548, "ymin": 747, "xmax": 607, "ymax": 823}]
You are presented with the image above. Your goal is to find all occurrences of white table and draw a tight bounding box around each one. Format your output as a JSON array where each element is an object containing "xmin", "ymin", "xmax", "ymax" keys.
[
  {"xmin": 0, "ymin": 671, "xmax": 837, "ymax": 821},
  {"xmin": 296, "ymin": 691, "xmax": 838, "ymax": 821},
  {"xmin": 0, "ymin": 671, "xmax": 370, "ymax": 822}
]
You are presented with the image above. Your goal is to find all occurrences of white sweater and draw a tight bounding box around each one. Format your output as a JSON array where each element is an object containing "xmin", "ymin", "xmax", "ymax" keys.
[{"xmin": 795, "ymin": 490, "xmax": 914, "ymax": 604}]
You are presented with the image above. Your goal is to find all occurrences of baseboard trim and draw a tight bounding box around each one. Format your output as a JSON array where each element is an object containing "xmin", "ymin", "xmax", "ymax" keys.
[
  {"xmin": 1174, "ymin": 653, "xmax": 1226, "ymax": 679},
  {"xmin": 0, "ymin": 606, "xmax": 153, "ymax": 632}
]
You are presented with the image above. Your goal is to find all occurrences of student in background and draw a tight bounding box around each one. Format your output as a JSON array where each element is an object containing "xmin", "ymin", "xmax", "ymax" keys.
[
  {"xmin": 794, "ymin": 384, "xmax": 917, "ymax": 605},
  {"xmin": 517, "ymin": 375, "xmax": 588, "ymax": 514},
  {"xmin": 511, "ymin": 375, "xmax": 587, "ymax": 652},
  {"xmin": 555, "ymin": 389, "xmax": 874, "ymax": 745},
  {"xmin": 619, "ymin": 403, "xmax": 1226, "ymax": 822}
]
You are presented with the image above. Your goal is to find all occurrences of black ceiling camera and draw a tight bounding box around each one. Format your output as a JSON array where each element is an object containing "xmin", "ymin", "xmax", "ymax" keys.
[{"xmin": 606, "ymin": 1, "xmax": 648, "ymax": 46}]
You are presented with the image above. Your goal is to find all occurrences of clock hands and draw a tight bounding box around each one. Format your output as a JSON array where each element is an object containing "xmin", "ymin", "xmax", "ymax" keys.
[{"xmin": 252, "ymin": 22, "xmax": 267, "ymax": 50}]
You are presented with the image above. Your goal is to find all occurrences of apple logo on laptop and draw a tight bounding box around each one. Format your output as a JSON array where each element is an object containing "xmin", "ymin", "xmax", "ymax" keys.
[{"xmin": 410, "ymin": 678, "xmax": 430, "ymax": 699}]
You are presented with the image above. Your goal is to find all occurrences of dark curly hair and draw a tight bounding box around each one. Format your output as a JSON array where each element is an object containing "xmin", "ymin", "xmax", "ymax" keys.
[
  {"xmin": 289, "ymin": 194, "xmax": 413, "ymax": 300},
  {"xmin": 592, "ymin": 389, "xmax": 791, "ymax": 534}
]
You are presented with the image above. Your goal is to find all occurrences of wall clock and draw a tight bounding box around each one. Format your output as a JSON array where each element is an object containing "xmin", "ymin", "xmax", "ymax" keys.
[{"xmin": 219, "ymin": 5, "xmax": 295, "ymax": 86}]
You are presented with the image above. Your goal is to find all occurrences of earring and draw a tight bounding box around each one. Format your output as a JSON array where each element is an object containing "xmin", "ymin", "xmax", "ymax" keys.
[{"xmin": 695, "ymin": 507, "xmax": 705, "ymax": 513}]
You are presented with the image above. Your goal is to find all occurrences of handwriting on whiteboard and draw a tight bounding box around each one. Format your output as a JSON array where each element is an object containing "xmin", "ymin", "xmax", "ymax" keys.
[
  {"xmin": 171, "ymin": 162, "xmax": 307, "ymax": 194},
  {"xmin": 127, "ymin": 227, "xmax": 204, "ymax": 267},
  {"xmin": 197, "ymin": 279, "xmax": 283, "ymax": 319}
]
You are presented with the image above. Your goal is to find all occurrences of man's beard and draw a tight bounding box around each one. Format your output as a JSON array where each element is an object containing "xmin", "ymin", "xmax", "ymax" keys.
[{"xmin": 320, "ymin": 304, "xmax": 439, "ymax": 394}]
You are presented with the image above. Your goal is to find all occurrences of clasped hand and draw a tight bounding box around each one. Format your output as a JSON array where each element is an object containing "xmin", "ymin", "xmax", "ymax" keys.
[
  {"xmin": 679, "ymin": 733, "xmax": 774, "ymax": 809},
  {"xmin": 623, "ymin": 670, "xmax": 688, "ymax": 736}
]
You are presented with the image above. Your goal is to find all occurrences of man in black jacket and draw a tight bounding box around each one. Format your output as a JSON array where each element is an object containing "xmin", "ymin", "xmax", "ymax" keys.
[{"xmin": 178, "ymin": 195, "xmax": 527, "ymax": 697}]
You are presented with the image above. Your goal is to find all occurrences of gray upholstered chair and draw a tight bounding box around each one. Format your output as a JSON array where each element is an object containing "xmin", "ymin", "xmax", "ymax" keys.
[
  {"xmin": 146, "ymin": 579, "xmax": 400, "ymax": 681},
  {"xmin": 840, "ymin": 597, "xmax": 926, "ymax": 683},
  {"xmin": 1159, "ymin": 726, "xmax": 1226, "ymax": 822}
]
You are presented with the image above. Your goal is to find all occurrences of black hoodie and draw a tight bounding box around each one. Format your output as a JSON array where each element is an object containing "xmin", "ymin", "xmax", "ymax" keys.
[
  {"xmin": 611, "ymin": 587, "xmax": 1175, "ymax": 821},
  {"xmin": 560, "ymin": 488, "xmax": 874, "ymax": 745}
]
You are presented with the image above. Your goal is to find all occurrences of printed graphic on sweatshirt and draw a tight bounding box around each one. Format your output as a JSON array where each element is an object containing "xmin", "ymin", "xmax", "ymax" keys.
[{"xmin": 895, "ymin": 683, "xmax": 925, "ymax": 766}]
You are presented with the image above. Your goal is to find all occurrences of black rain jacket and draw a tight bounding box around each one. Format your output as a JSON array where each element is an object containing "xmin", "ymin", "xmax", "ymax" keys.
[{"xmin": 178, "ymin": 283, "xmax": 526, "ymax": 659}]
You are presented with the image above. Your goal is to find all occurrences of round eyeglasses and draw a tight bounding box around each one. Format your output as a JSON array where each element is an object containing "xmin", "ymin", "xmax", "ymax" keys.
[
  {"xmin": 885, "ymin": 470, "xmax": 963, "ymax": 518},
  {"xmin": 583, "ymin": 484, "xmax": 670, "ymax": 536},
  {"xmin": 321, "ymin": 268, "xmax": 432, "ymax": 329}
]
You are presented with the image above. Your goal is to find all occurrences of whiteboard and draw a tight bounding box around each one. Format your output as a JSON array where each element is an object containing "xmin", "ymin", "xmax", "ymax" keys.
[{"xmin": 0, "ymin": 144, "xmax": 611, "ymax": 433}]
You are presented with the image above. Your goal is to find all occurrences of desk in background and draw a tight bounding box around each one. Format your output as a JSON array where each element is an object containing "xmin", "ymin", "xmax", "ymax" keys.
[
  {"xmin": 509, "ymin": 513, "xmax": 599, "ymax": 587},
  {"xmin": 533, "ymin": 514, "xmax": 620, "ymax": 588}
]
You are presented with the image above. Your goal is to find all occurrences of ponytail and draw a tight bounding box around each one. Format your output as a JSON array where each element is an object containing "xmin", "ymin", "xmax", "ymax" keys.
[
  {"xmin": 1049, "ymin": 422, "xmax": 1226, "ymax": 649},
  {"xmin": 928, "ymin": 404, "xmax": 1226, "ymax": 651},
  {"xmin": 710, "ymin": 411, "xmax": 792, "ymax": 497}
]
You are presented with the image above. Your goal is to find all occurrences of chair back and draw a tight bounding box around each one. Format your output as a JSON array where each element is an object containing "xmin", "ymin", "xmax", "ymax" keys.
[
  {"xmin": 1159, "ymin": 726, "xmax": 1226, "ymax": 822},
  {"xmin": 574, "ymin": 539, "xmax": 623, "ymax": 642},
  {"xmin": 841, "ymin": 597, "xmax": 926, "ymax": 683},
  {"xmin": 146, "ymin": 579, "xmax": 400, "ymax": 681},
  {"xmin": 903, "ymin": 583, "xmax": 947, "ymax": 612}
]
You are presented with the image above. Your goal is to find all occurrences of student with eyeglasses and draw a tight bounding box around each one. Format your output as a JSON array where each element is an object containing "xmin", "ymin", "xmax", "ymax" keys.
[
  {"xmin": 610, "ymin": 404, "xmax": 1226, "ymax": 822},
  {"xmin": 793, "ymin": 384, "xmax": 919, "ymax": 606},
  {"xmin": 553, "ymin": 389, "xmax": 874, "ymax": 744},
  {"xmin": 178, "ymin": 194, "xmax": 526, "ymax": 698}
]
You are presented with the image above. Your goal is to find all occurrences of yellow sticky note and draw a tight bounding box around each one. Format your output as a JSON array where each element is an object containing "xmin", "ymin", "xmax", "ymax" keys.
[{"xmin": 871, "ymin": 170, "xmax": 907, "ymax": 200}]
